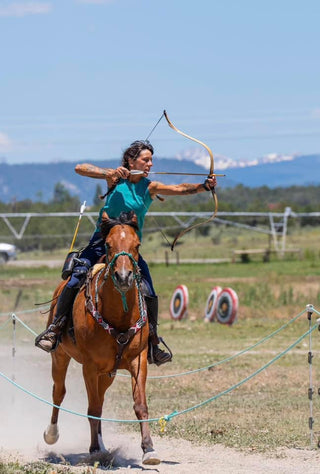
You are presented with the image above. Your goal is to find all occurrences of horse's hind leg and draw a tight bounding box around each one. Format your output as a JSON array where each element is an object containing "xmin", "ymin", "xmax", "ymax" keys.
[{"xmin": 44, "ymin": 348, "xmax": 71, "ymax": 445}]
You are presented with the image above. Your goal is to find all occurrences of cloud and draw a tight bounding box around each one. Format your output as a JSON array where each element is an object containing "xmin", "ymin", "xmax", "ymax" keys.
[
  {"xmin": 0, "ymin": 132, "xmax": 11, "ymax": 150},
  {"xmin": 0, "ymin": 2, "xmax": 52, "ymax": 17}
]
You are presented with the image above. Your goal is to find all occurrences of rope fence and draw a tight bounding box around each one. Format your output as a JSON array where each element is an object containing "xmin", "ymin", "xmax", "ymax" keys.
[{"xmin": 1, "ymin": 305, "xmax": 320, "ymax": 441}]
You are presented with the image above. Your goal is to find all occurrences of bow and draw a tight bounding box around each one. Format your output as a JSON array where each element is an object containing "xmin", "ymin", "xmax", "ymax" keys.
[{"xmin": 163, "ymin": 110, "xmax": 218, "ymax": 250}]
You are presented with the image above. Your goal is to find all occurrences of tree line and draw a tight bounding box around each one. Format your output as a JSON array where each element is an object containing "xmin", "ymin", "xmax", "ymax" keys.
[{"xmin": 0, "ymin": 182, "xmax": 319, "ymax": 251}]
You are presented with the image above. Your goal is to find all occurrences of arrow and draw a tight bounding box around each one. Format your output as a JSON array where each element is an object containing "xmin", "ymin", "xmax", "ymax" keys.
[
  {"xmin": 130, "ymin": 170, "xmax": 226, "ymax": 177},
  {"xmin": 69, "ymin": 200, "xmax": 86, "ymax": 252}
]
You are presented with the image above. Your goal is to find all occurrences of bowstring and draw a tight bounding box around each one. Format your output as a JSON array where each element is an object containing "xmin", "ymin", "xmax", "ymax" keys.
[
  {"xmin": 145, "ymin": 112, "xmax": 165, "ymax": 142},
  {"xmin": 143, "ymin": 111, "xmax": 173, "ymax": 248}
]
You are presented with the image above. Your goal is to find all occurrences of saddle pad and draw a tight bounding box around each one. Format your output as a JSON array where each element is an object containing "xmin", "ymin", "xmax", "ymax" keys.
[{"xmin": 91, "ymin": 263, "xmax": 105, "ymax": 277}]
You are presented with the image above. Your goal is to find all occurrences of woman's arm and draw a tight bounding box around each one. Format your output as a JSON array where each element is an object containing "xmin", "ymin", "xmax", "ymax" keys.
[
  {"xmin": 75, "ymin": 164, "xmax": 129, "ymax": 187},
  {"xmin": 148, "ymin": 176, "xmax": 217, "ymax": 198},
  {"xmin": 75, "ymin": 163, "xmax": 114, "ymax": 179}
]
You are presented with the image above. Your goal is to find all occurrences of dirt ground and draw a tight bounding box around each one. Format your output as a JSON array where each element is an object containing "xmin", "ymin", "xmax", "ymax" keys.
[
  {"xmin": 1, "ymin": 340, "xmax": 320, "ymax": 474},
  {"xmin": 2, "ymin": 434, "xmax": 320, "ymax": 474}
]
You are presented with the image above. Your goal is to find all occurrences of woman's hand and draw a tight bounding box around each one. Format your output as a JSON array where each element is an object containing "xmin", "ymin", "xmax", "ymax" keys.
[
  {"xmin": 203, "ymin": 175, "xmax": 217, "ymax": 191},
  {"xmin": 112, "ymin": 166, "xmax": 130, "ymax": 180},
  {"xmin": 106, "ymin": 166, "xmax": 130, "ymax": 187}
]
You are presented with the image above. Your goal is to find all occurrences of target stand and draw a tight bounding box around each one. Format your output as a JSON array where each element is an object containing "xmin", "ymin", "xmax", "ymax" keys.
[
  {"xmin": 216, "ymin": 288, "xmax": 239, "ymax": 325},
  {"xmin": 169, "ymin": 285, "xmax": 189, "ymax": 320},
  {"xmin": 204, "ymin": 286, "xmax": 222, "ymax": 322}
]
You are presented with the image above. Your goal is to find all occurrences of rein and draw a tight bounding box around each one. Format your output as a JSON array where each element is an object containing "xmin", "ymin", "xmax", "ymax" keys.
[{"xmin": 85, "ymin": 251, "xmax": 147, "ymax": 377}]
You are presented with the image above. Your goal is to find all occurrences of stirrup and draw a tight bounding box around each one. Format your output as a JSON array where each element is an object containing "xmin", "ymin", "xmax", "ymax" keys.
[
  {"xmin": 35, "ymin": 325, "xmax": 59, "ymax": 353},
  {"xmin": 148, "ymin": 337, "xmax": 173, "ymax": 366}
]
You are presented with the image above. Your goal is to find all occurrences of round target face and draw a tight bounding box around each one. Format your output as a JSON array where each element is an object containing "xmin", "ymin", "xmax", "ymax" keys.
[
  {"xmin": 216, "ymin": 288, "xmax": 239, "ymax": 325},
  {"xmin": 204, "ymin": 286, "xmax": 222, "ymax": 322},
  {"xmin": 169, "ymin": 285, "xmax": 189, "ymax": 320}
]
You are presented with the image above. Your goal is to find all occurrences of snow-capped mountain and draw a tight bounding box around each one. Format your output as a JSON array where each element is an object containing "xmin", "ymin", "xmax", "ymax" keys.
[{"xmin": 175, "ymin": 148, "xmax": 298, "ymax": 170}]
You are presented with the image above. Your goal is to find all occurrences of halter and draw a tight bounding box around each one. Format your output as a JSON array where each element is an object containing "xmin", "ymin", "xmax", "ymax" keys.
[{"xmin": 104, "ymin": 250, "xmax": 141, "ymax": 311}]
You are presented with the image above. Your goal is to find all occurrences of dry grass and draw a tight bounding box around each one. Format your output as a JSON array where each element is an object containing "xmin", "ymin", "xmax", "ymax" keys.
[{"xmin": 1, "ymin": 229, "xmax": 320, "ymax": 453}]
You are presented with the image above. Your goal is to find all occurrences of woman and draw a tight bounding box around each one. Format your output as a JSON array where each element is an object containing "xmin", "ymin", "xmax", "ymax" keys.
[{"xmin": 35, "ymin": 140, "xmax": 216, "ymax": 365}]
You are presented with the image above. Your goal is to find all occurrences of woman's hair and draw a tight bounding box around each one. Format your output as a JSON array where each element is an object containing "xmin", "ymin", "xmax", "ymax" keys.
[{"xmin": 121, "ymin": 140, "xmax": 154, "ymax": 169}]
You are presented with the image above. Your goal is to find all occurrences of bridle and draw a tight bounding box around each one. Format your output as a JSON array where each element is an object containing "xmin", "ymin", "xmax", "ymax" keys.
[{"xmin": 104, "ymin": 250, "xmax": 142, "ymax": 311}]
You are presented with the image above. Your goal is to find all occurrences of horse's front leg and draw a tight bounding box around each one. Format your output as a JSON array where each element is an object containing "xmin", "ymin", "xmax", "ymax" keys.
[
  {"xmin": 44, "ymin": 348, "xmax": 71, "ymax": 445},
  {"xmin": 83, "ymin": 364, "xmax": 114, "ymax": 453},
  {"xmin": 130, "ymin": 352, "xmax": 160, "ymax": 465},
  {"xmin": 96, "ymin": 373, "xmax": 115, "ymax": 451}
]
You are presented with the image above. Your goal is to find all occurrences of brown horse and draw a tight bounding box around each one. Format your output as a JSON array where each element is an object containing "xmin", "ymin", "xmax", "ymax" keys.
[{"xmin": 43, "ymin": 211, "xmax": 160, "ymax": 465}]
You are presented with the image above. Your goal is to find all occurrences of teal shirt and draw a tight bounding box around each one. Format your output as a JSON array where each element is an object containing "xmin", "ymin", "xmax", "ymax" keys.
[{"xmin": 96, "ymin": 177, "xmax": 152, "ymax": 241}]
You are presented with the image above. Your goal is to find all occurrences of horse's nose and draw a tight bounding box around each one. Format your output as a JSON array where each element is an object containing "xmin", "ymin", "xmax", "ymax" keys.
[{"xmin": 114, "ymin": 269, "xmax": 133, "ymax": 290}]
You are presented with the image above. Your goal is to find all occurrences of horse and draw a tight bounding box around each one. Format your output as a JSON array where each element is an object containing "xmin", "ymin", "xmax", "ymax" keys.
[{"xmin": 43, "ymin": 211, "xmax": 160, "ymax": 465}]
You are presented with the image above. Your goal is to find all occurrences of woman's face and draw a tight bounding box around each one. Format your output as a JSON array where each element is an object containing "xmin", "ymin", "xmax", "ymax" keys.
[{"xmin": 129, "ymin": 149, "xmax": 153, "ymax": 176}]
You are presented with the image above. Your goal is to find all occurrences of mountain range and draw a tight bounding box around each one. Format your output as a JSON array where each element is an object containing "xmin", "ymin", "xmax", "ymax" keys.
[{"xmin": 0, "ymin": 153, "xmax": 319, "ymax": 204}]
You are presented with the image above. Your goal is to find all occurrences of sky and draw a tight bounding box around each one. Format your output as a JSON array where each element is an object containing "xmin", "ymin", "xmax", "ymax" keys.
[{"xmin": 0, "ymin": 0, "xmax": 319, "ymax": 166}]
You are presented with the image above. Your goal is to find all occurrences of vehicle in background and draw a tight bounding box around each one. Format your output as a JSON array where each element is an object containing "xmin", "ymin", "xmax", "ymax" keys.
[{"xmin": 0, "ymin": 243, "xmax": 17, "ymax": 264}]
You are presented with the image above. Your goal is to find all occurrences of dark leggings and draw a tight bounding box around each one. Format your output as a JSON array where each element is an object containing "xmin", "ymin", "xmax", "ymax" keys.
[{"xmin": 67, "ymin": 231, "xmax": 156, "ymax": 297}]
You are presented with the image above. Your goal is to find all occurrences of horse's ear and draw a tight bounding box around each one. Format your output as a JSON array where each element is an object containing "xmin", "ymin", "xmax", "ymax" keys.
[
  {"xmin": 131, "ymin": 212, "xmax": 138, "ymax": 227},
  {"xmin": 101, "ymin": 211, "xmax": 109, "ymax": 222}
]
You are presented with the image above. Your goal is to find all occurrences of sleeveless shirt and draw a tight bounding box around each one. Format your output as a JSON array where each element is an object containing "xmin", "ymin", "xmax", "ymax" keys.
[{"xmin": 96, "ymin": 177, "xmax": 152, "ymax": 241}]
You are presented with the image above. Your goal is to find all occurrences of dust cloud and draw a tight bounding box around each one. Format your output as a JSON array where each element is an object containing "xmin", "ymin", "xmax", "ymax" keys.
[{"xmin": 0, "ymin": 338, "xmax": 141, "ymax": 469}]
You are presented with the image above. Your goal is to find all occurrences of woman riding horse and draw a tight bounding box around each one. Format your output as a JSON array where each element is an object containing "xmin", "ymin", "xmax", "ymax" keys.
[
  {"xmin": 43, "ymin": 211, "xmax": 161, "ymax": 463},
  {"xmin": 35, "ymin": 140, "xmax": 216, "ymax": 363}
]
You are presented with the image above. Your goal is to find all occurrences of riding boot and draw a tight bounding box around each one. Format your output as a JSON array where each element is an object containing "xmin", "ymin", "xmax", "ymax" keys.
[
  {"xmin": 35, "ymin": 286, "xmax": 78, "ymax": 353},
  {"xmin": 145, "ymin": 295, "xmax": 173, "ymax": 366}
]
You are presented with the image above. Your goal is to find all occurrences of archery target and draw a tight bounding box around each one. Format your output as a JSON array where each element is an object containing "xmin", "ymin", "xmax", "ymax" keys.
[
  {"xmin": 169, "ymin": 285, "xmax": 189, "ymax": 320},
  {"xmin": 204, "ymin": 286, "xmax": 222, "ymax": 322},
  {"xmin": 216, "ymin": 288, "xmax": 238, "ymax": 325}
]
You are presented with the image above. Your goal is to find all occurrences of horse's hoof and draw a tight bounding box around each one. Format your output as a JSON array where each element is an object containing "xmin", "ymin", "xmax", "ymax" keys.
[
  {"xmin": 142, "ymin": 449, "xmax": 160, "ymax": 465},
  {"xmin": 43, "ymin": 423, "xmax": 59, "ymax": 445}
]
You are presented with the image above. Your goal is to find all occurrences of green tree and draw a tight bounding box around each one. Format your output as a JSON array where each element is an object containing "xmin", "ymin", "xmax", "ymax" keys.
[
  {"xmin": 52, "ymin": 182, "xmax": 71, "ymax": 203},
  {"xmin": 50, "ymin": 182, "xmax": 80, "ymax": 211}
]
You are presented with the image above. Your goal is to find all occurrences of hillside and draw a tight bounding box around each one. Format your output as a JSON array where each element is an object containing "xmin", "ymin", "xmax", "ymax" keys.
[
  {"xmin": 0, "ymin": 154, "xmax": 319, "ymax": 204},
  {"xmin": 223, "ymin": 154, "xmax": 320, "ymax": 189}
]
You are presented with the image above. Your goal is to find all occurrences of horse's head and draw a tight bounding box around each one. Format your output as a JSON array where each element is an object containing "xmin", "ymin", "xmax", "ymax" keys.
[{"xmin": 100, "ymin": 211, "xmax": 140, "ymax": 293}]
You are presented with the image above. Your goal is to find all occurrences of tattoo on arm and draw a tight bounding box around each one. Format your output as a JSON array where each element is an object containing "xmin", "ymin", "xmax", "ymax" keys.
[
  {"xmin": 180, "ymin": 184, "xmax": 201, "ymax": 195},
  {"xmin": 87, "ymin": 165, "xmax": 106, "ymax": 176}
]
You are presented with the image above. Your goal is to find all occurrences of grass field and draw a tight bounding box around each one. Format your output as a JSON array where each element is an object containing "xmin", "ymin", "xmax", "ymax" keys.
[{"xmin": 1, "ymin": 226, "xmax": 320, "ymax": 455}]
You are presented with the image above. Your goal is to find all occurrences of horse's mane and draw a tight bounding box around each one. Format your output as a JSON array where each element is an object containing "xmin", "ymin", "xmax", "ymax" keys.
[{"xmin": 100, "ymin": 211, "xmax": 139, "ymax": 240}]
